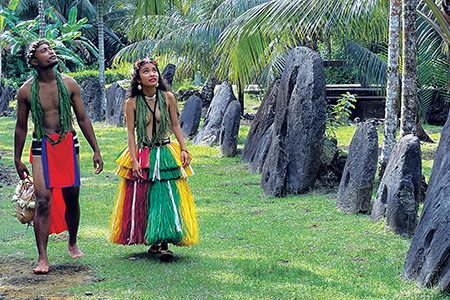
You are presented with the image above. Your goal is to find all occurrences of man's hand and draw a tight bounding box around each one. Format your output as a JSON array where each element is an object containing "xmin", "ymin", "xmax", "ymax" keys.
[
  {"xmin": 15, "ymin": 160, "xmax": 30, "ymax": 180},
  {"xmin": 93, "ymin": 152, "xmax": 103, "ymax": 174}
]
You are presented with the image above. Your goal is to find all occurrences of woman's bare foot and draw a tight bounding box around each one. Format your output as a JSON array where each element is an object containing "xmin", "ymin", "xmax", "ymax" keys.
[
  {"xmin": 33, "ymin": 259, "xmax": 49, "ymax": 274},
  {"xmin": 68, "ymin": 244, "xmax": 84, "ymax": 259}
]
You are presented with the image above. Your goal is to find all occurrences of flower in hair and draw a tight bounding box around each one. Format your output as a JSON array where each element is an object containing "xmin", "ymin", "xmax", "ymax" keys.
[{"xmin": 134, "ymin": 56, "xmax": 158, "ymax": 70}]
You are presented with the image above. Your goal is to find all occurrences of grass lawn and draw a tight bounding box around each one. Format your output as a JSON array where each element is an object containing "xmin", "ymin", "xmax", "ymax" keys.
[{"xmin": 0, "ymin": 116, "xmax": 447, "ymax": 299}]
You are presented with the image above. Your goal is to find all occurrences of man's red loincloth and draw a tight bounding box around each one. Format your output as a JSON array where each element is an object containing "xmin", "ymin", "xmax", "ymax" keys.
[{"xmin": 30, "ymin": 131, "xmax": 80, "ymax": 234}]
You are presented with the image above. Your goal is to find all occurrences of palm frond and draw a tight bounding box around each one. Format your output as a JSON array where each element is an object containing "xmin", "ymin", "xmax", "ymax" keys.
[
  {"xmin": 416, "ymin": 11, "xmax": 450, "ymax": 120},
  {"xmin": 214, "ymin": 0, "xmax": 385, "ymax": 87},
  {"xmin": 113, "ymin": 39, "xmax": 157, "ymax": 64},
  {"xmin": 343, "ymin": 40, "xmax": 387, "ymax": 87}
]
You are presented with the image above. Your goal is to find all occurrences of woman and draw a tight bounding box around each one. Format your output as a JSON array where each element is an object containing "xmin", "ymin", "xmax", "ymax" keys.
[{"xmin": 108, "ymin": 57, "xmax": 198, "ymax": 261}]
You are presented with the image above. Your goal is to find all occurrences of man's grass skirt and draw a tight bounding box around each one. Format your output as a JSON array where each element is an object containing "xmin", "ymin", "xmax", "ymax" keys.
[{"xmin": 108, "ymin": 142, "xmax": 198, "ymax": 246}]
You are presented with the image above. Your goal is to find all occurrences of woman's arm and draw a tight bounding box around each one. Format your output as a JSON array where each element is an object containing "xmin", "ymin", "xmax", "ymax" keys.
[
  {"xmin": 166, "ymin": 92, "xmax": 190, "ymax": 167},
  {"xmin": 125, "ymin": 98, "xmax": 142, "ymax": 178}
]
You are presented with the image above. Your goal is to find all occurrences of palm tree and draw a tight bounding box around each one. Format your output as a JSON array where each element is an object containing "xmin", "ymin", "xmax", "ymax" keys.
[
  {"xmin": 38, "ymin": 0, "xmax": 45, "ymax": 38},
  {"xmin": 112, "ymin": 0, "xmax": 268, "ymax": 113},
  {"xmin": 442, "ymin": 0, "xmax": 450, "ymax": 92},
  {"xmin": 379, "ymin": 0, "xmax": 401, "ymax": 177},
  {"xmin": 13, "ymin": 0, "xmax": 125, "ymax": 63},
  {"xmin": 400, "ymin": 0, "xmax": 418, "ymax": 136},
  {"xmin": 97, "ymin": 0, "xmax": 106, "ymax": 112},
  {"xmin": 113, "ymin": 0, "xmax": 266, "ymax": 79},
  {"xmin": 120, "ymin": 0, "xmax": 450, "ymax": 122},
  {"xmin": 214, "ymin": 1, "xmax": 388, "ymax": 87}
]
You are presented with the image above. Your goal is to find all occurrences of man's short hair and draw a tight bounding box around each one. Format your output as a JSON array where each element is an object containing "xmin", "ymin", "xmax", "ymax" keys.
[{"xmin": 27, "ymin": 39, "xmax": 51, "ymax": 67}]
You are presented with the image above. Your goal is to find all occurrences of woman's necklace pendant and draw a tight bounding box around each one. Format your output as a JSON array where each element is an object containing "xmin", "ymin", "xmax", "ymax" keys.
[{"xmin": 144, "ymin": 94, "xmax": 156, "ymax": 101}]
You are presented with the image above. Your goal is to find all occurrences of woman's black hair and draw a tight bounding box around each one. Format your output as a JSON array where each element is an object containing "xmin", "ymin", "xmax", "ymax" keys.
[{"xmin": 128, "ymin": 58, "xmax": 169, "ymax": 98}]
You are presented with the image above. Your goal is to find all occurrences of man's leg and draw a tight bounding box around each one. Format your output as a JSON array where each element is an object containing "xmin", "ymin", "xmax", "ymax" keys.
[
  {"xmin": 62, "ymin": 186, "xmax": 84, "ymax": 258},
  {"xmin": 31, "ymin": 156, "xmax": 52, "ymax": 274}
]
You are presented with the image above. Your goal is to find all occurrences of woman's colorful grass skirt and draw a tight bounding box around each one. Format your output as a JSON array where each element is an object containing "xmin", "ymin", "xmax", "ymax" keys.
[{"xmin": 108, "ymin": 142, "xmax": 198, "ymax": 246}]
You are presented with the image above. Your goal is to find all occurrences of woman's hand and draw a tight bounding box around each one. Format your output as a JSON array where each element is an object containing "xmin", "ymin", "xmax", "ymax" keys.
[
  {"xmin": 181, "ymin": 149, "xmax": 190, "ymax": 167},
  {"xmin": 132, "ymin": 160, "xmax": 143, "ymax": 179}
]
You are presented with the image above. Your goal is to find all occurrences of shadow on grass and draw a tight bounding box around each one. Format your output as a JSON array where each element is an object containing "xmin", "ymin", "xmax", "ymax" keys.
[{"xmin": 109, "ymin": 249, "xmax": 385, "ymax": 299}]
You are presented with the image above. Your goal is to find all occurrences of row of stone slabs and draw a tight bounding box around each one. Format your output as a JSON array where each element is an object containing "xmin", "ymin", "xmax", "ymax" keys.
[{"xmin": 337, "ymin": 119, "xmax": 450, "ymax": 293}]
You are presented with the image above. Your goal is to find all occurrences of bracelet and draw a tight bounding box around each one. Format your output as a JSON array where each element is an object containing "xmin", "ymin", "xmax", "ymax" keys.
[{"xmin": 181, "ymin": 149, "xmax": 188, "ymax": 153}]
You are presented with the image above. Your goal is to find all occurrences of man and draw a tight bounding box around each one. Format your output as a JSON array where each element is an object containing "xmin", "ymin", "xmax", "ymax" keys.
[{"xmin": 14, "ymin": 40, "xmax": 103, "ymax": 274}]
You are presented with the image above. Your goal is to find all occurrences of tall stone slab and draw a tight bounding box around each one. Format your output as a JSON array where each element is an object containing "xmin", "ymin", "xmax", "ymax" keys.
[
  {"xmin": 162, "ymin": 63, "xmax": 176, "ymax": 87},
  {"xmin": 106, "ymin": 82, "xmax": 127, "ymax": 126},
  {"xmin": 403, "ymin": 115, "xmax": 450, "ymax": 293},
  {"xmin": 193, "ymin": 82, "xmax": 236, "ymax": 146},
  {"xmin": 179, "ymin": 95, "xmax": 202, "ymax": 138},
  {"xmin": 261, "ymin": 47, "xmax": 326, "ymax": 196},
  {"xmin": 241, "ymin": 80, "xmax": 279, "ymax": 172},
  {"xmin": 81, "ymin": 78, "xmax": 103, "ymax": 122},
  {"xmin": 219, "ymin": 101, "xmax": 241, "ymax": 157},
  {"xmin": 336, "ymin": 122, "xmax": 378, "ymax": 213},
  {"xmin": 371, "ymin": 134, "xmax": 422, "ymax": 237}
]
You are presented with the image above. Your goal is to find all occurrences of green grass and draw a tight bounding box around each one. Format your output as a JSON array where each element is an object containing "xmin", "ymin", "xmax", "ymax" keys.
[{"xmin": 0, "ymin": 118, "xmax": 446, "ymax": 299}]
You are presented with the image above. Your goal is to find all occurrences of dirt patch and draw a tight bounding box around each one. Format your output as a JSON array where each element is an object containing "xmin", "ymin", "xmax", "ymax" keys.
[{"xmin": 0, "ymin": 257, "xmax": 96, "ymax": 299}]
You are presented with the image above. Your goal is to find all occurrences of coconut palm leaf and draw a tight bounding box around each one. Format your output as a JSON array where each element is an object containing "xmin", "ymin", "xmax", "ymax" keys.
[
  {"xmin": 214, "ymin": 0, "xmax": 386, "ymax": 86},
  {"xmin": 115, "ymin": 0, "xmax": 267, "ymax": 81},
  {"xmin": 342, "ymin": 40, "xmax": 387, "ymax": 87},
  {"xmin": 416, "ymin": 9, "xmax": 450, "ymax": 120},
  {"xmin": 114, "ymin": 39, "xmax": 157, "ymax": 64}
]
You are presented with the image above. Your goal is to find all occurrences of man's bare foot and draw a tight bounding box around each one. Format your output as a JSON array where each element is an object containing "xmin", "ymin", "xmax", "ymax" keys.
[
  {"xmin": 33, "ymin": 259, "xmax": 49, "ymax": 274},
  {"xmin": 68, "ymin": 244, "xmax": 84, "ymax": 259}
]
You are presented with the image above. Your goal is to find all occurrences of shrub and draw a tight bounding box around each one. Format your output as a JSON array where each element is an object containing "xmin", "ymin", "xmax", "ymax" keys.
[
  {"xmin": 68, "ymin": 68, "xmax": 130, "ymax": 84},
  {"xmin": 326, "ymin": 92, "xmax": 357, "ymax": 138}
]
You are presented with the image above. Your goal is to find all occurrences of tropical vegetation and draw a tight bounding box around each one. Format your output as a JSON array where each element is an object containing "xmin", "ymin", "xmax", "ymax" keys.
[{"xmin": 1, "ymin": 1, "xmax": 448, "ymax": 107}]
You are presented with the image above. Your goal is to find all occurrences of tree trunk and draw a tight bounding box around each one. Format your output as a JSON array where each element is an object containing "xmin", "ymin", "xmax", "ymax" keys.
[
  {"xmin": 400, "ymin": 0, "xmax": 418, "ymax": 137},
  {"xmin": 379, "ymin": 0, "xmax": 401, "ymax": 178},
  {"xmin": 326, "ymin": 37, "xmax": 332, "ymax": 60},
  {"xmin": 448, "ymin": 50, "xmax": 450, "ymax": 91},
  {"xmin": 0, "ymin": 46, "xmax": 3, "ymax": 79},
  {"xmin": 97, "ymin": 1, "xmax": 106, "ymax": 116},
  {"xmin": 237, "ymin": 78, "xmax": 244, "ymax": 116},
  {"xmin": 38, "ymin": 0, "xmax": 45, "ymax": 38},
  {"xmin": 443, "ymin": 0, "xmax": 450, "ymax": 21}
]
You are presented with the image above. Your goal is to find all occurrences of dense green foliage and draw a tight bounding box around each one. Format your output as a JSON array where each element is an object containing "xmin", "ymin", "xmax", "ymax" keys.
[{"xmin": 0, "ymin": 6, "xmax": 98, "ymax": 84}]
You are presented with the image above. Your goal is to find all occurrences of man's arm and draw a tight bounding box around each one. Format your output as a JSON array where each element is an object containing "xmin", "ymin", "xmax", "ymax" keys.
[
  {"xmin": 14, "ymin": 85, "xmax": 31, "ymax": 179},
  {"xmin": 66, "ymin": 77, "xmax": 103, "ymax": 174}
]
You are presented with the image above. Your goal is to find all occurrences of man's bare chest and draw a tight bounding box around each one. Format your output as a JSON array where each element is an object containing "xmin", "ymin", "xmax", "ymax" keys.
[{"xmin": 36, "ymin": 82, "xmax": 62, "ymax": 111}]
